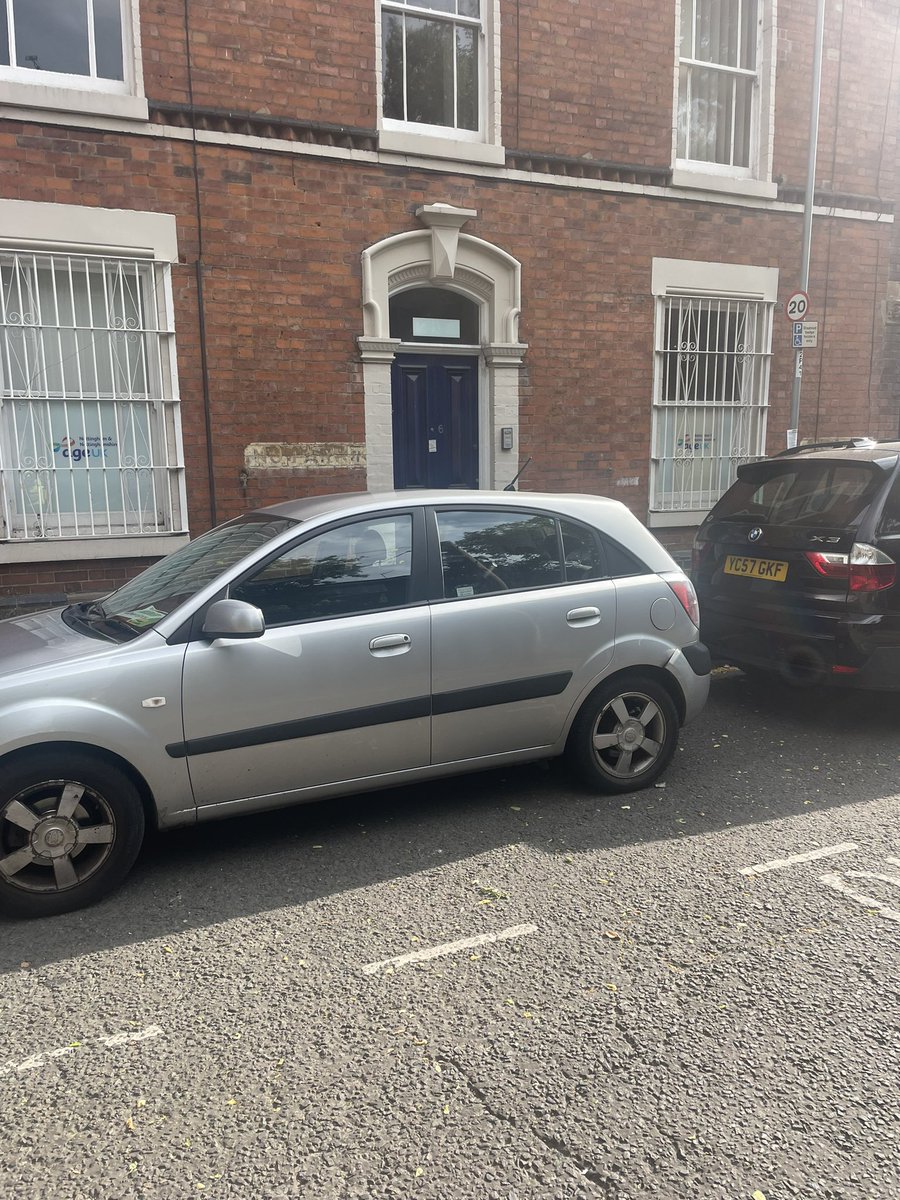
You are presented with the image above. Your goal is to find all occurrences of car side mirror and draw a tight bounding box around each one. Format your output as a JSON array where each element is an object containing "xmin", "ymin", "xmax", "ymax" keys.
[{"xmin": 201, "ymin": 598, "xmax": 265, "ymax": 641}]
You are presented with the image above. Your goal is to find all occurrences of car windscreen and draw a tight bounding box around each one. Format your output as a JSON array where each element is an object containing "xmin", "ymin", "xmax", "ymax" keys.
[
  {"xmin": 708, "ymin": 462, "xmax": 884, "ymax": 529},
  {"xmin": 74, "ymin": 514, "xmax": 298, "ymax": 637}
]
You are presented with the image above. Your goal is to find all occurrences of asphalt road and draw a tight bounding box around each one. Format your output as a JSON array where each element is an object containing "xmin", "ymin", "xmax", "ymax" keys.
[{"xmin": 2, "ymin": 670, "xmax": 899, "ymax": 1200}]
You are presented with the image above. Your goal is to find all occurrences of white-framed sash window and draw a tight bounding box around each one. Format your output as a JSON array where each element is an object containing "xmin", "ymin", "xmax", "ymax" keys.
[
  {"xmin": 673, "ymin": 0, "xmax": 776, "ymax": 197},
  {"xmin": 0, "ymin": 249, "xmax": 185, "ymax": 542},
  {"xmin": 0, "ymin": 0, "xmax": 147, "ymax": 120},
  {"xmin": 382, "ymin": 0, "xmax": 481, "ymax": 136},
  {"xmin": 377, "ymin": 0, "xmax": 503, "ymax": 164},
  {"xmin": 678, "ymin": 0, "xmax": 759, "ymax": 170}
]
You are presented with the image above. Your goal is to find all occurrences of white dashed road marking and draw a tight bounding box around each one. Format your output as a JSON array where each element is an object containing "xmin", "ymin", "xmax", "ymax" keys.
[
  {"xmin": 739, "ymin": 842, "xmax": 858, "ymax": 877},
  {"xmin": 0, "ymin": 1025, "xmax": 164, "ymax": 1078},
  {"xmin": 819, "ymin": 871, "xmax": 900, "ymax": 923},
  {"xmin": 362, "ymin": 923, "xmax": 538, "ymax": 975}
]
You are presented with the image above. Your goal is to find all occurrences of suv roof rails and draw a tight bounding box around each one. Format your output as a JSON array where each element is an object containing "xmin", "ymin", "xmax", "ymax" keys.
[{"xmin": 774, "ymin": 437, "xmax": 878, "ymax": 458}]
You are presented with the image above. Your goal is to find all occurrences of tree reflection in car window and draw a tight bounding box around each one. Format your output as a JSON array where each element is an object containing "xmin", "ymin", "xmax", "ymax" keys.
[
  {"xmin": 231, "ymin": 516, "xmax": 413, "ymax": 624},
  {"xmin": 437, "ymin": 511, "xmax": 563, "ymax": 597},
  {"xmin": 76, "ymin": 515, "xmax": 299, "ymax": 637},
  {"xmin": 713, "ymin": 465, "xmax": 880, "ymax": 529},
  {"xmin": 560, "ymin": 519, "xmax": 609, "ymax": 581}
]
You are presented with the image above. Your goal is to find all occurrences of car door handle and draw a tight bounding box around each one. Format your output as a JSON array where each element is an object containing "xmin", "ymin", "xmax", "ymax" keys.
[
  {"xmin": 369, "ymin": 634, "xmax": 412, "ymax": 655},
  {"xmin": 566, "ymin": 606, "xmax": 601, "ymax": 625}
]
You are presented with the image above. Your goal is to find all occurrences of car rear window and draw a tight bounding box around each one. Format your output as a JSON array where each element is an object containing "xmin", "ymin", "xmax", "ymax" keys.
[{"xmin": 709, "ymin": 463, "xmax": 882, "ymax": 529}]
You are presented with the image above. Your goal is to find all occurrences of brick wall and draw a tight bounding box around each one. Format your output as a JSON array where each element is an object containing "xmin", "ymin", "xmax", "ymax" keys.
[
  {"xmin": 138, "ymin": 0, "xmax": 900, "ymax": 198},
  {"xmin": 774, "ymin": 1, "xmax": 900, "ymax": 198},
  {"xmin": 501, "ymin": 0, "xmax": 676, "ymax": 165},
  {"xmin": 0, "ymin": 0, "xmax": 898, "ymax": 605},
  {"xmin": 141, "ymin": 0, "xmax": 377, "ymax": 126}
]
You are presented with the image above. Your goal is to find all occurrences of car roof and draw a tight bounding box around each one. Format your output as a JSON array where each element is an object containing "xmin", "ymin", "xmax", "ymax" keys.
[
  {"xmin": 770, "ymin": 439, "xmax": 900, "ymax": 467},
  {"xmin": 245, "ymin": 489, "xmax": 682, "ymax": 578},
  {"xmin": 255, "ymin": 488, "xmax": 633, "ymax": 523}
]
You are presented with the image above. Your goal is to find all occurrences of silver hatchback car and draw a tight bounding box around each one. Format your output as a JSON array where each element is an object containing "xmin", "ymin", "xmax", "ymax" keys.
[{"xmin": 0, "ymin": 490, "xmax": 709, "ymax": 917}]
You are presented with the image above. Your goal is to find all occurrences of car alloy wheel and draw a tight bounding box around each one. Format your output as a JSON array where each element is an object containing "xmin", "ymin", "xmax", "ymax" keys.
[
  {"xmin": 568, "ymin": 675, "xmax": 679, "ymax": 794},
  {"xmin": 0, "ymin": 754, "xmax": 145, "ymax": 918}
]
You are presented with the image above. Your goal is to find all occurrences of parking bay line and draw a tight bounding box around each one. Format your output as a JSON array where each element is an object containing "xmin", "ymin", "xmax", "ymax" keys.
[
  {"xmin": 361, "ymin": 923, "xmax": 538, "ymax": 975},
  {"xmin": 0, "ymin": 1025, "xmax": 164, "ymax": 1079},
  {"xmin": 739, "ymin": 842, "xmax": 858, "ymax": 877},
  {"xmin": 819, "ymin": 872, "xmax": 900, "ymax": 922}
]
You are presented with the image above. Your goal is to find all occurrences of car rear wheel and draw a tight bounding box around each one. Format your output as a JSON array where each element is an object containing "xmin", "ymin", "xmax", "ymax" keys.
[
  {"xmin": 0, "ymin": 753, "xmax": 145, "ymax": 919},
  {"xmin": 568, "ymin": 676, "xmax": 679, "ymax": 794}
]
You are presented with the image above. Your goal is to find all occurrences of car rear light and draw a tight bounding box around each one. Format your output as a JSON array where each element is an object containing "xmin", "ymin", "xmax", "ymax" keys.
[
  {"xmin": 662, "ymin": 572, "xmax": 700, "ymax": 626},
  {"xmin": 805, "ymin": 543, "xmax": 896, "ymax": 592},
  {"xmin": 805, "ymin": 550, "xmax": 849, "ymax": 580},
  {"xmin": 849, "ymin": 542, "xmax": 897, "ymax": 592}
]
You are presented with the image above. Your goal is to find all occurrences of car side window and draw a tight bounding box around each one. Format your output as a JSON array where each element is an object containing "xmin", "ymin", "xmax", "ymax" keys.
[
  {"xmin": 436, "ymin": 510, "xmax": 562, "ymax": 598},
  {"xmin": 877, "ymin": 476, "xmax": 900, "ymax": 536},
  {"xmin": 560, "ymin": 519, "xmax": 607, "ymax": 582},
  {"xmin": 601, "ymin": 536, "xmax": 646, "ymax": 578},
  {"xmin": 230, "ymin": 515, "xmax": 413, "ymax": 625}
]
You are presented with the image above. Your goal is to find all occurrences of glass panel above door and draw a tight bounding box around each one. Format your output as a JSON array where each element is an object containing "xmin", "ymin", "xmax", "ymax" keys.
[{"xmin": 390, "ymin": 287, "xmax": 479, "ymax": 344}]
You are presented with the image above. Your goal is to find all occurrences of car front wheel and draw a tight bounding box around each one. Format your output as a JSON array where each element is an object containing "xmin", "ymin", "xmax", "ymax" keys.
[
  {"xmin": 0, "ymin": 753, "xmax": 145, "ymax": 919},
  {"xmin": 568, "ymin": 676, "xmax": 679, "ymax": 794}
]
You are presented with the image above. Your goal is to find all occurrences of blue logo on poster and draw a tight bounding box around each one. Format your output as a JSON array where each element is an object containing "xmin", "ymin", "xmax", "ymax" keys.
[{"xmin": 53, "ymin": 434, "xmax": 116, "ymax": 462}]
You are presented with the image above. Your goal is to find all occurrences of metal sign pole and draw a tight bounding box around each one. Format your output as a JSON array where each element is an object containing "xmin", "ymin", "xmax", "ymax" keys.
[{"xmin": 788, "ymin": 0, "xmax": 826, "ymax": 449}]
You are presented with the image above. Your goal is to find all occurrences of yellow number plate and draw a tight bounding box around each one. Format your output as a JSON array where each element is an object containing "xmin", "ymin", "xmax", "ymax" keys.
[{"xmin": 724, "ymin": 555, "xmax": 788, "ymax": 582}]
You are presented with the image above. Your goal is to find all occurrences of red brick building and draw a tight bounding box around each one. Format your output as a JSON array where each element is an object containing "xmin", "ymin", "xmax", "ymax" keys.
[{"xmin": 0, "ymin": 0, "xmax": 897, "ymax": 608}]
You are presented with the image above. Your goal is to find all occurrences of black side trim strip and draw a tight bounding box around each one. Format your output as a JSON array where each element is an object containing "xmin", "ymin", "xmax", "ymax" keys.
[
  {"xmin": 432, "ymin": 671, "xmax": 572, "ymax": 715},
  {"xmin": 166, "ymin": 672, "xmax": 574, "ymax": 759},
  {"xmin": 166, "ymin": 695, "xmax": 432, "ymax": 759}
]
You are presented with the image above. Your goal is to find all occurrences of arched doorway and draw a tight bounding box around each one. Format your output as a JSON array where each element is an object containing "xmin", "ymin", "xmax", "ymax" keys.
[{"xmin": 358, "ymin": 204, "xmax": 527, "ymax": 492}]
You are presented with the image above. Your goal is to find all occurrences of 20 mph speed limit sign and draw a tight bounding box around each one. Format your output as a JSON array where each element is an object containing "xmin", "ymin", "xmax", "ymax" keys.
[{"xmin": 784, "ymin": 290, "xmax": 810, "ymax": 321}]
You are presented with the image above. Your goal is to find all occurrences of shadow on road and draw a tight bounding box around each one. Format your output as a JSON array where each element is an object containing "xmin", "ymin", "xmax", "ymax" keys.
[{"xmin": 2, "ymin": 670, "xmax": 898, "ymax": 971}]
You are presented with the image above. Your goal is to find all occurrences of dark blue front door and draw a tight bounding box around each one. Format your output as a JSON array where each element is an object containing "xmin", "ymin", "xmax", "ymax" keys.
[{"xmin": 392, "ymin": 355, "xmax": 478, "ymax": 489}]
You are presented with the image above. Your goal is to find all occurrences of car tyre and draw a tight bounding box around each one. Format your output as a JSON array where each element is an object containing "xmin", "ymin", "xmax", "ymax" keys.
[
  {"xmin": 0, "ymin": 752, "xmax": 145, "ymax": 919},
  {"xmin": 568, "ymin": 676, "xmax": 679, "ymax": 794}
]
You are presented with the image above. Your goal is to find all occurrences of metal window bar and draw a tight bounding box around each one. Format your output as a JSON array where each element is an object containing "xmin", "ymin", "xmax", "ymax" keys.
[
  {"xmin": 0, "ymin": 250, "xmax": 185, "ymax": 542},
  {"xmin": 651, "ymin": 294, "xmax": 772, "ymax": 513}
]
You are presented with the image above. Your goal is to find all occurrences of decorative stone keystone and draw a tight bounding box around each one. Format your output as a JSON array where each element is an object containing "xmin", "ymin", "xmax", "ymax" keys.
[{"xmin": 415, "ymin": 203, "xmax": 478, "ymax": 280}]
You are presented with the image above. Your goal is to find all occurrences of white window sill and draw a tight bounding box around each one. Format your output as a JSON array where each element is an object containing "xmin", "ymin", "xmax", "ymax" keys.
[
  {"xmin": 671, "ymin": 167, "xmax": 777, "ymax": 201},
  {"xmin": 379, "ymin": 128, "xmax": 505, "ymax": 166},
  {"xmin": 647, "ymin": 510, "xmax": 708, "ymax": 529},
  {"xmin": 0, "ymin": 79, "xmax": 148, "ymax": 121},
  {"xmin": 1, "ymin": 533, "xmax": 189, "ymax": 564}
]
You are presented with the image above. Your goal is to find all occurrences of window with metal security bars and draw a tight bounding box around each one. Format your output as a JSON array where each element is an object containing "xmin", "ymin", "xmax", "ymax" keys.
[
  {"xmin": 677, "ymin": 0, "xmax": 760, "ymax": 171},
  {"xmin": 0, "ymin": 251, "xmax": 185, "ymax": 541},
  {"xmin": 382, "ymin": 0, "xmax": 482, "ymax": 135},
  {"xmin": 651, "ymin": 294, "xmax": 772, "ymax": 514}
]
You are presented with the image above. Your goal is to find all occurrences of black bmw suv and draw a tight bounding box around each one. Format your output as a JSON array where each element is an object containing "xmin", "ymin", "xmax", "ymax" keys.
[{"xmin": 692, "ymin": 438, "xmax": 900, "ymax": 689}]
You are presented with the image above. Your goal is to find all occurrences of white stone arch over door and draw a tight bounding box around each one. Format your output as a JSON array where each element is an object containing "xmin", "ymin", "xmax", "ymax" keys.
[{"xmin": 358, "ymin": 204, "xmax": 527, "ymax": 491}]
